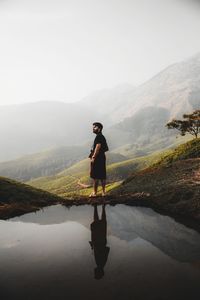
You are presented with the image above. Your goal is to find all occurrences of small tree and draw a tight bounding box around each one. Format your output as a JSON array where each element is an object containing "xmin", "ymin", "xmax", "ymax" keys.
[{"xmin": 166, "ymin": 110, "xmax": 200, "ymax": 139}]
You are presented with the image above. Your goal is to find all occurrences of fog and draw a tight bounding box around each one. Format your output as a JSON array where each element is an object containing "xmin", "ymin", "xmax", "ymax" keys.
[{"xmin": 0, "ymin": 0, "xmax": 200, "ymax": 105}]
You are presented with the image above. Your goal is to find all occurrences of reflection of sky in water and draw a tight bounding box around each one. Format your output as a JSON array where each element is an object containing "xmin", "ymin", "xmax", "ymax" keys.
[{"xmin": 0, "ymin": 204, "xmax": 200, "ymax": 300}]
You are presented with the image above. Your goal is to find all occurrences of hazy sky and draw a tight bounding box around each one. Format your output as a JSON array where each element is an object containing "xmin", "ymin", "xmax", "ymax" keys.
[{"xmin": 0, "ymin": 0, "xmax": 200, "ymax": 105}]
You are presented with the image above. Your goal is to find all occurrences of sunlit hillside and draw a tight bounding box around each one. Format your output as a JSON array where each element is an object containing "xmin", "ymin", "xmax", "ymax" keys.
[
  {"xmin": 27, "ymin": 150, "xmax": 167, "ymax": 197},
  {"xmin": 110, "ymin": 138, "xmax": 200, "ymax": 219}
]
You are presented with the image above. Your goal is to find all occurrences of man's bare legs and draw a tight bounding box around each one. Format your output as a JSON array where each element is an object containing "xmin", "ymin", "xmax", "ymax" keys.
[
  {"xmin": 101, "ymin": 179, "xmax": 106, "ymax": 196},
  {"xmin": 90, "ymin": 179, "xmax": 99, "ymax": 197},
  {"xmin": 90, "ymin": 179, "xmax": 106, "ymax": 197}
]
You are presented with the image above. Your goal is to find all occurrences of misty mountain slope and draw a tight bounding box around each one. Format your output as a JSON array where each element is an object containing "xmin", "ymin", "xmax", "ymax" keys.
[
  {"xmin": 107, "ymin": 53, "xmax": 200, "ymax": 122},
  {"xmin": 80, "ymin": 83, "xmax": 136, "ymax": 125},
  {"xmin": 1, "ymin": 53, "xmax": 200, "ymax": 162},
  {"xmin": 106, "ymin": 106, "xmax": 176, "ymax": 151},
  {"xmin": 0, "ymin": 145, "xmax": 89, "ymax": 182},
  {"xmin": 0, "ymin": 101, "xmax": 95, "ymax": 162},
  {"xmin": 84, "ymin": 53, "xmax": 200, "ymax": 151}
]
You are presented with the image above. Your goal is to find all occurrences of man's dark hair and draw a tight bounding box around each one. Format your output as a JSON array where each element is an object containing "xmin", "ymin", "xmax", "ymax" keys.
[{"xmin": 93, "ymin": 122, "xmax": 103, "ymax": 131}]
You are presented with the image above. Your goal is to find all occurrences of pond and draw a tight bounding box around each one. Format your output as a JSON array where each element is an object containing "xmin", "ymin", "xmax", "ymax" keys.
[{"xmin": 0, "ymin": 204, "xmax": 200, "ymax": 300}]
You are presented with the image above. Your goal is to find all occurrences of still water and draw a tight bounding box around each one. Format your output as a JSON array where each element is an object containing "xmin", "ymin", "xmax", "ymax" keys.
[{"xmin": 0, "ymin": 204, "xmax": 200, "ymax": 300}]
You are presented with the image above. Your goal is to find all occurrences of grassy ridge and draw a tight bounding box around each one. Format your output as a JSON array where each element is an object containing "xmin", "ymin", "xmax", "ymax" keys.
[
  {"xmin": 27, "ymin": 150, "xmax": 166, "ymax": 197},
  {"xmin": 0, "ymin": 176, "xmax": 61, "ymax": 203},
  {"xmin": 1, "ymin": 138, "xmax": 200, "ymax": 220},
  {"xmin": 154, "ymin": 138, "xmax": 200, "ymax": 166},
  {"xmin": 57, "ymin": 152, "xmax": 127, "ymax": 176},
  {"xmin": 111, "ymin": 138, "xmax": 200, "ymax": 219}
]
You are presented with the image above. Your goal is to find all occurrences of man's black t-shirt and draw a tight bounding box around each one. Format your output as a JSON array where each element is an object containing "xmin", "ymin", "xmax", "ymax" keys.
[
  {"xmin": 92, "ymin": 133, "xmax": 109, "ymax": 156},
  {"xmin": 89, "ymin": 132, "xmax": 108, "ymax": 178}
]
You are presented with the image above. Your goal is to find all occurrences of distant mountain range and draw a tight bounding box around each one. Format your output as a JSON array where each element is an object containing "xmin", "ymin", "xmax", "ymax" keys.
[
  {"xmin": 0, "ymin": 52, "xmax": 200, "ymax": 162},
  {"xmin": 0, "ymin": 145, "xmax": 89, "ymax": 182},
  {"xmin": 81, "ymin": 53, "xmax": 200, "ymax": 122},
  {"xmin": 105, "ymin": 53, "xmax": 200, "ymax": 150}
]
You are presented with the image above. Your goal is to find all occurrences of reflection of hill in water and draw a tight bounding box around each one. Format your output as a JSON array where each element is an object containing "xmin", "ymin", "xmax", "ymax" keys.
[{"xmin": 11, "ymin": 204, "xmax": 200, "ymax": 263}]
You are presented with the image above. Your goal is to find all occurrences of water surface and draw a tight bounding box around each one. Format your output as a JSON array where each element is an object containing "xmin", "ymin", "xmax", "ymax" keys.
[{"xmin": 0, "ymin": 204, "xmax": 200, "ymax": 300}]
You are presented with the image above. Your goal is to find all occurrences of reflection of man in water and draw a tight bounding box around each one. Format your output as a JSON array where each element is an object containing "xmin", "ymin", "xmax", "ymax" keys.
[{"xmin": 89, "ymin": 204, "xmax": 110, "ymax": 280}]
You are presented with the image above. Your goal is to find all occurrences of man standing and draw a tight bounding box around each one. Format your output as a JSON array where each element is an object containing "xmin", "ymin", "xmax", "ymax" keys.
[{"xmin": 89, "ymin": 122, "xmax": 109, "ymax": 197}]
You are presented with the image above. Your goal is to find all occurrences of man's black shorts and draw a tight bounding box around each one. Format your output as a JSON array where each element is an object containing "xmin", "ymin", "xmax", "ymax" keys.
[{"xmin": 90, "ymin": 154, "xmax": 106, "ymax": 179}]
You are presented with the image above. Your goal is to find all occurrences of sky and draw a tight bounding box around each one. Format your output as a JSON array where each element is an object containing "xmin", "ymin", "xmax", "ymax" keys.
[{"xmin": 0, "ymin": 0, "xmax": 200, "ymax": 106}]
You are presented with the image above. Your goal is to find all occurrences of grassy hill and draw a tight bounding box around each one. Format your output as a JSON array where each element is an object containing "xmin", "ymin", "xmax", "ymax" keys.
[
  {"xmin": 0, "ymin": 176, "xmax": 62, "ymax": 219},
  {"xmin": 57, "ymin": 152, "xmax": 127, "ymax": 177},
  {"xmin": 27, "ymin": 150, "xmax": 166, "ymax": 197},
  {"xmin": 111, "ymin": 138, "xmax": 200, "ymax": 219},
  {"xmin": 154, "ymin": 137, "xmax": 200, "ymax": 166},
  {"xmin": 112, "ymin": 135, "xmax": 190, "ymax": 158},
  {"xmin": 1, "ymin": 138, "xmax": 200, "ymax": 220}
]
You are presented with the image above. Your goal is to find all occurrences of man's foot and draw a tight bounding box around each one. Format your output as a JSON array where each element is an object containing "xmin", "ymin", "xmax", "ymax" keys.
[
  {"xmin": 89, "ymin": 192, "xmax": 98, "ymax": 198},
  {"xmin": 101, "ymin": 192, "xmax": 106, "ymax": 197}
]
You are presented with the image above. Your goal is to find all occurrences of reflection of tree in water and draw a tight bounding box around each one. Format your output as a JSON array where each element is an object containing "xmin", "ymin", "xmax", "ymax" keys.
[{"xmin": 89, "ymin": 204, "xmax": 110, "ymax": 280}]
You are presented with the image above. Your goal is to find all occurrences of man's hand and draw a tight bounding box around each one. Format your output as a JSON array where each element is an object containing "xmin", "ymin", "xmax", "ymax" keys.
[
  {"xmin": 91, "ymin": 156, "xmax": 95, "ymax": 163},
  {"xmin": 90, "ymin": 143, "xmax": 101, "ymax": 163}
]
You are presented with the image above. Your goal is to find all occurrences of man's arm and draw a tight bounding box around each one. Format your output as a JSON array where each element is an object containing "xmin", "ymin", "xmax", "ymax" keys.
[{"xmin": 91, "ymin": 143, "xmax": 101, "ymax": 161}]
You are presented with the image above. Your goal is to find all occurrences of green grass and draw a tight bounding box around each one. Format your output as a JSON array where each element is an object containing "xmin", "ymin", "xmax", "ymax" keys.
[
  {"xmin": 59, "ymin": 181, "xmax": 123, "ymax": 198},
  {"xmin": 111, "ymin": 135, "xmax": 191, "ymax": 158},
  {"xmin": 0, "ymin": 176, "xmax": 64, "ymax": 219},
  {"xmin": 154, "ymin": 138, "xmax": 200, "ymax": 167},
  {"xmin": 28, "ymin": 138, "xmax": 200, "ymax": 198},
  {"xmin": 0, "ymin": 176, "xmax": 61, "ymax": 204},
  {"xmin": 27, "ymin": 150, "xmax": 167, "ymax": 197}
]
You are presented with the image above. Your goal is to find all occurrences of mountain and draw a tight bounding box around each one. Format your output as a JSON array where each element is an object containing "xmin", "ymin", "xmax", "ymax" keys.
[
  {"xmin": 104, "ymin": 53, "xmax": 200, "ymax": 151},
  {"xmin": 80, "ymin": 83, "xmax": 136, "ymax": 125},
  {"xmin": 104, "ymin": 52, "xmax": 200, "ymax": 123},
  {"xmin": 0, "ymin": 84, "xmax": 137, "ymax": 161},
  {"xmin": 1, "ymin": 52, "xmax": 200, "ymax": 162},
  {"xmin": 106, "ymin": 106, "xmax": 174, "ymax": 151},
  {"xmin": 0, "ymin": 145, "xmax": 89, "ymax": 182}
]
